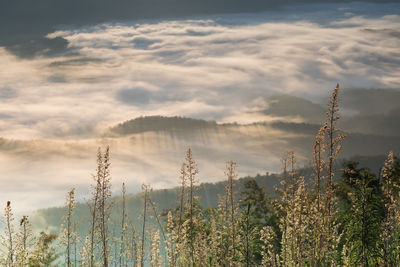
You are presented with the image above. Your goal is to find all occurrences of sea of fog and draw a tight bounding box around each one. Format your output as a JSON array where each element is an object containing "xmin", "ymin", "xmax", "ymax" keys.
[{"xmin": 0, "ymin": 2, "xmax": 399, "ymax": 214}]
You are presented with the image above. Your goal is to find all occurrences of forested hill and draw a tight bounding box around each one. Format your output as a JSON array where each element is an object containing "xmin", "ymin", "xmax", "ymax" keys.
[
  {"xmin": 103, "ymin": 113, "xmax": 400, "ymax": 162},
  {"xmin": 29, "ymin": 154, "xmax": 386, "ymax": 236},
  {"xmin": 30, "ymin": 172, "xmax": 281, "ymax": 235},
  {"xmin": 108, "ymin": 116, "xmax": 218, "ymax": 136},
  {"xmin": 109, "ymin": 88, "xmax": 400, "ymax": 137}
]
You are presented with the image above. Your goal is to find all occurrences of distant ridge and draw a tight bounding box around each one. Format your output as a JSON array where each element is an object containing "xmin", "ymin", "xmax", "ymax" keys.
[
  {"xmin": 109, "ymin": 116, "xmax": 218, "ymax": 135},
  {"xmin": 30, "ymin": 153, "xmax": 387, "ymax": 235}
]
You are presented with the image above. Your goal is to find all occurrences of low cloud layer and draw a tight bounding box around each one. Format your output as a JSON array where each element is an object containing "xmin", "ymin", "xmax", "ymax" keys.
[{"xmin": 0, "ymin": 3, "xmax": 399, "ymax": 140}]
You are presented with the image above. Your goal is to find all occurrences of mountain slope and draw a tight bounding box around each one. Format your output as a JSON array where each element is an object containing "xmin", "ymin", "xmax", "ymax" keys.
[{"xmin": 29, "ymin": 153, "xmax": 387, "ymax": 236}]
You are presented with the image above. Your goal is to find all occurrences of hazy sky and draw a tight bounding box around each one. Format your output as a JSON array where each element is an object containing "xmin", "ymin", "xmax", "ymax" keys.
[{"xmin": 0, "ymin": 2, "xmax": 400, "ymax": 213}]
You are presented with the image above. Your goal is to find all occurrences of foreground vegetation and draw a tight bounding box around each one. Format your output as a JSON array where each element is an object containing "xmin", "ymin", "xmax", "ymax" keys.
[{"xmin": 1, "ymin": 84, "xmax": 400, "ymax": 266}]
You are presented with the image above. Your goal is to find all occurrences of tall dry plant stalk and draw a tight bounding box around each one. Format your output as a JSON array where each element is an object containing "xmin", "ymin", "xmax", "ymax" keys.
[
  {"xmin": 324, "ymin": 83, "xmax": 346, "ymax": 219},
  {"xmin": 140, "ymin": 183, "xmax": 151, "ymax": 267},
  {"xmin": 260, "ymin": 226, "xmax": 280, "ymax": 266},
  {"xmin": 150, "ymin": 230, "xmax": 162, "ymax": 267},
  {"xmin": 120, "ymin": 182, "xmax": 128, "ymax": 267},
  {"xmin": 177, "ymin": 163, "xmax": 187, "ymax": 245},
  {"xmin": 166, "ymin": 211, "xmax": 177, "ymax": 266},
  {"xmin": 148, "ymin": 196, "xmax": 167, "ymax": 243},
  {"xmin": 185, "ymin": 148, "xmax": 199, "ymax": 266},
  {"xmin": 16, "ymin": 215, "xmax": 33, "ymax": 266},
  {"xmin": 322, "ymin": 84, "xmax": 346, "ymax": 265},
  {"xmin": 312, "ymin": 126, "xmax": 326, "ymax": 266},
  {"xmin": 225, "ymin": 160, "xmax": 238, "ymax": 263},
  {"xmin": 279, "ymin": 151, "xmax": 314, "ymax": 266},
  {"xmin": 168, "ymin": 163, "xmax": 187, "ymax": 266},
  {"xmin": 87, "ymin": 147, "xmax": 103, "ymax": 267},
  {"xmin": 129, "ymin": 221, "xmax": 139, "ymax": 267},
  {"xmin": 3, "ymin": 201, "xmax": 15, "ymax": 267},
  {"xmin": 97, "ymin": 146, "xmax": 112, "ymax": 267},
  {"xmin": 288, "ymin": 152, "xmax": 297, "ymax": 264},
  {"xmin": 279, "ymin": 152, "xmax": 290, "ymax": 267},
  {"xmin": 61, "ymin": 188, "xmax": 76, "ymax": 267},
  {"xmin": 73, "ymin": 223, "xmax": 78, "ymax": 267},
  {"xmin": 279, "ymin": 151, "xmax": 303, "ymax": 266},
  {"xmin": 85, "ymin": 146, "xmax": 113, "ymax": 267},
  {"xmin": 313, "ymin": 126, "xmax": 326, "ymax": 212}
]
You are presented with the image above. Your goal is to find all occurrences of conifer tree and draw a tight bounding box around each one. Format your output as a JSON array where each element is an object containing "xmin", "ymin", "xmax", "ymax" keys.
[
  {"xmin": 238, "ymin": 201, "xmax": 258, "ymax": 267},
  {"xmin": 338, "ymin": 162, "xmax": 384, "ymax": 266},
  {"xmin": 238, "ymin": 178, "xmax": 268, "ymax": 265},
  {"xmin": 29, "ymin": 232, "xmax": 59, "ymax": 266}
]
